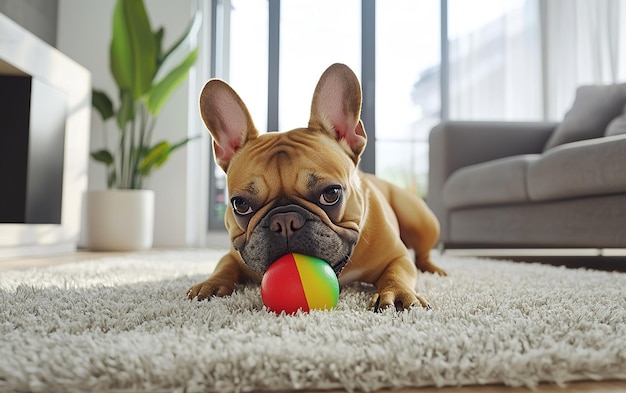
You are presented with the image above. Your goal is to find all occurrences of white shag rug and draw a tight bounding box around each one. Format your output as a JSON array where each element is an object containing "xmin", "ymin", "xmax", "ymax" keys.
[{"xmin": 0, "ymin": 249, "xmax": 625, "ymax": 393}]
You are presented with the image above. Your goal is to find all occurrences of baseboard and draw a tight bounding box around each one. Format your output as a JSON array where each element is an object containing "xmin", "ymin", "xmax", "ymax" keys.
[{"xmin": 0, "ymin": 242, "xmax": 76, "ymax": 260}]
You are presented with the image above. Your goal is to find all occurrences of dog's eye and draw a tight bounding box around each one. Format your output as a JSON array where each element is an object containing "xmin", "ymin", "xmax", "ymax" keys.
[
  {"xmin": 231, "ymin": 197, "xmax": 253, "ymax": 215},
  {"xmin": 319, "ymin": 186, "xmax": 342, "ymax": 206}
]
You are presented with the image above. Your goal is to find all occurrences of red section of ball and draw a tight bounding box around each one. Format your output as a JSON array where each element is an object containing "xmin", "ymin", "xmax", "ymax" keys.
[{"xmin": 260, "ymin": 254, "xmax": 309, "ymax": 314}]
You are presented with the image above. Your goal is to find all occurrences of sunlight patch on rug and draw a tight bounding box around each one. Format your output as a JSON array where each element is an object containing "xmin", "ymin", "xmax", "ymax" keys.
[{"xmin": 1, "ymin": 250, "xmax": 625, "ymax": 392}]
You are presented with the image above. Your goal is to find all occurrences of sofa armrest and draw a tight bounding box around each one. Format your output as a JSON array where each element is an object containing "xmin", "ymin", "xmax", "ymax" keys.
[
  {"xmin": 429, "ymin": 121, "xmax": 558, "ymax": 179},
  {"xmin": 427, "ymin": 121, "xmax": 558, "ymax": 244}
]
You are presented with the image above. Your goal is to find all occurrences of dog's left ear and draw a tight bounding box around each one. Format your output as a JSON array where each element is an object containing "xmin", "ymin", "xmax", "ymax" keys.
[{"xmin": 309, "ymin": 63, "xmax": 367, "ymax": 163}]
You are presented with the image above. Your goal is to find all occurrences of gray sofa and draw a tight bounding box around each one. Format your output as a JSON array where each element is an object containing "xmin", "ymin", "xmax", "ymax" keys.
[{"xmin": 428, "ymin": 84, "xmax": 626, "ymax": 249}]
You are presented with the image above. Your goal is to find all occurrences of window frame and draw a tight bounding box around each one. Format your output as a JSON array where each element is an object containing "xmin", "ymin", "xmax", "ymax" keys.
[{"xmin": 207, "ymin": 0, "xmax": 446, "ymax": 230}]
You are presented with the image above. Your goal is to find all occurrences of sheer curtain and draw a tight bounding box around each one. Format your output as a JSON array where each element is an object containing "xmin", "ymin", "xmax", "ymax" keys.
[
  {"xmin": 541, "ymin": 0, "xmax": 625, "ymax": 120},
  {"xmin": 448, "ymin": 0, "xmax": 543, "ymax": 120},
  {"xmin": 447, "ymin": 0, "xmax": 625, "ymax": 122}
]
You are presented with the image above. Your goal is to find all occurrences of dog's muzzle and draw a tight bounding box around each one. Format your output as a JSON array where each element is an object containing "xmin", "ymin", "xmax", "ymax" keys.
[{"xmin": 237, "ymin": 204, "xmax": 356, "ymax": 275}]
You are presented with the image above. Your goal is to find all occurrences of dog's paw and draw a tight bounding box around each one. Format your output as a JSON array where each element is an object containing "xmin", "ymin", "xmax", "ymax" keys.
[
  {"xmin": 415, "ymin": 255, "xmax": 448, "ymax": 276},
  {"xmin": 427, "ymin": 264, "xmax": 447, "ymax": 276},
  {"xmin": 187, "ymin": 279, "xmax": 235, "ymax": 301},
  {"xmin": 368, "ymin": 289, "xmax": 431, "ymax": 312}
]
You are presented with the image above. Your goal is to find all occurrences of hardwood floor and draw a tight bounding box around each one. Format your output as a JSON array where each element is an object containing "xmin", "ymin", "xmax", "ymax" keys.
[
  {"xmin": 0, "ymin": 249, "xmax": 133, "ymax": 271},
  {"xmin": 361, "ymin": 381, "xmax": 626, "ymax": 393},
  {"xmin": 2, "ymin": 250, "xmax": 625, "ymax": 393}
]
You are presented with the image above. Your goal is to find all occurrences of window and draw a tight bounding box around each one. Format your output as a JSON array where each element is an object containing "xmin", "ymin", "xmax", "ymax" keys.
[
  {"xmin": 209, "ymin": 0, "xmax": 441, "ymax": 229},
  {"xmin": 208, "ymin": 0, "xmax": 269, "ymax": 229},
  {"xmin": 375, "ymin": 0, "xmax": 441, "ymax": 195},
  {"xmin": 279, "ymin": 0, "xmax": 361, "ymax": 131},
  {"xmin": 229, "ymin": 0, "xmax": 269, "ymax": 131},
  {"xmin": 207, "ymin": 0, "xmax": 542, "ymax": 229},
  {"xmin": 447, "ymin": 0, "xmax": 542, "ymax": 120}
]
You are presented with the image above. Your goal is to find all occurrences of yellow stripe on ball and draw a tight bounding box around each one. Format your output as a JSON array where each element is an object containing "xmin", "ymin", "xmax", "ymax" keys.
[{"xmin": 293, "ymin": 253, "xmax": 339, "ymax": 310}]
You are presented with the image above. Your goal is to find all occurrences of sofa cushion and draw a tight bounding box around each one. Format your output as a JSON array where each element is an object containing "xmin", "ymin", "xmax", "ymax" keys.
[
  {"xmin": 544, "ymin": 84, "xmax": 626, "ymax": 151},
  {"xmin": 605, "ymin": 106, "xmax": 626, "ymax": 136},
  {"xmin": 443, "ymin": 155, "xmax": 539, "ymax": 209},
  {"xmin": 528, "ymin": 134, "xmax": 626, "ymax": 201}
]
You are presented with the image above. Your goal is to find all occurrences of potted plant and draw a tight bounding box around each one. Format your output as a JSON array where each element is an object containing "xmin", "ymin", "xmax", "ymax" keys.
[{"xmin": 85, "ymin": 0, "xmax": 199, "ymax": 251}]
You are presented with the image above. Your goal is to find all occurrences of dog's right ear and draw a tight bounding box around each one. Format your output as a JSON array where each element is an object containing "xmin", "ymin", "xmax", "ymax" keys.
[{"xmin": 199, "ymin": 79, "xmax": 259, "ymax": 172}]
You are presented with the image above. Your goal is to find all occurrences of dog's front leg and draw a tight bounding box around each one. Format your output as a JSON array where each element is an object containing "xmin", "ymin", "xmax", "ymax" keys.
[
  {"xmin": 368, "ymin": 256, "xmax": 430, "ymax": 312},
  {"xmin": 187, "ymin": 250, "xmax": 259, "ymax": 301}
]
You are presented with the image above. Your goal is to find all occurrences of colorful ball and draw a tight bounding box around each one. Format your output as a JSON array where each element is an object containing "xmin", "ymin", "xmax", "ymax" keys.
[{"xmin": 260, "ymin": 253, "xmax": 339, "ymax": 314}]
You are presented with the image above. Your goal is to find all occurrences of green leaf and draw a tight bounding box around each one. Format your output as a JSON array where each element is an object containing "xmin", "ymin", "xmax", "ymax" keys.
[
  {"xmin": 154, "ymin": 27, "xmax": 165, "ymax": 65},
  {"xmin": 138, "ymin": 141, "xmax": 170, "ymax": 175},
  {"xmin": 91, "ymin": 149, "xmax": 115, "ymax": 166},
  {"xmin": 116, "ymin": 89, "xmax": 135, "ymax": 130},
  {"xmin": 92, "ymin": 90, "xmax": 114, "ymax": 121},
  {"xmin": 159, "ymin": 10, "xmax": 201, "ymax": 67},
  {"xmin": 110, "ymin": 0, "xmax": 157, "ymax": 100},
  {"xmin": 137, "ymin": 136, "xmax": 197, "ymax": 175},
  {"xmin": 155, "ymin": 136, "xmax": 196, "ymax": 167},
  {"xmin": 170, "ymin": 135, "xmax": 199, "ymax": 152},
  {"xmin": 146, "ymin": 48, "xmax": 198, "ymax": 116}
]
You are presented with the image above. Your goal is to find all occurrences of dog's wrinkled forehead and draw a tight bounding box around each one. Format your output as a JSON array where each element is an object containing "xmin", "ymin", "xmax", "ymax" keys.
[{"xmin": 226, "ymin": 128, "xmax": 354, "ymax": 196}]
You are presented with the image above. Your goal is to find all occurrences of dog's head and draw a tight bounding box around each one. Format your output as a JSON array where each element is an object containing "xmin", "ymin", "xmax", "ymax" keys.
[{"xmin": 200, "ymin": 63, "xmax": 367, "ymax": 275}]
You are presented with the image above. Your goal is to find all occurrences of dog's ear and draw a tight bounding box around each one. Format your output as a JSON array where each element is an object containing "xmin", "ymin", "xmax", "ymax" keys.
[
  {"xmin": 199, "ymin": 79, "xmax": 259, "ymax": 172},
  {"xmin": 309, "ymin": 63, "xmax": 367, "ymax": 163}
]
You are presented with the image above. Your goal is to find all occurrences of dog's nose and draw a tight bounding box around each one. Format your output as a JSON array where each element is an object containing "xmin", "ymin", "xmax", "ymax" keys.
[{"xmin": 269, "ymin": 211, "xmax": 305, "ymax": 238}]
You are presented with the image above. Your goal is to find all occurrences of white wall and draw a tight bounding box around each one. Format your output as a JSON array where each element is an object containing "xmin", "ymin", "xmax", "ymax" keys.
[{"xmin": 57, "ymin": 0, "xmax": 210, "ymax": 248}]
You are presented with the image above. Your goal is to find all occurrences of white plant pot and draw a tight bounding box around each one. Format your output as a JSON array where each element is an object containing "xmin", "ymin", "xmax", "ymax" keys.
[{"xmin": 84, "ymin": 189, "xmax": 155, "ymax": 251}]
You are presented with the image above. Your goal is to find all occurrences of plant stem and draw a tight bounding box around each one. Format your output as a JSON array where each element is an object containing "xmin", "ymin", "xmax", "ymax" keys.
[
  {"xmin": 103, "ymin": 122, "xmax": 113, "ymax": 188},
  {"xmin": 137, "ymin": 106, "xmax": 156, "ymax": 190},
  {"xmin": 119, "ymin": 121, "xmax": 127, "ymax": 188},
  {"xmin": 145, "ymin": 114, "xmax": 157, "ymax": 152},
  {"xmin": 135, "ymin": 104, "xmax": 149, "ymax": 189},
  {"xmin": 129, "ymin": 104, "xmax": 137, "ymax": 189},
  {"xmin": 122, "ymin": 117, "xmax": 133, "ymax": 189}
]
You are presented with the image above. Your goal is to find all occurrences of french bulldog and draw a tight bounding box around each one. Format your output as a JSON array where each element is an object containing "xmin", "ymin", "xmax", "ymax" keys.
[{"xmin": 187, "ymin": 63, "xmax": 445, "ymax": 311}]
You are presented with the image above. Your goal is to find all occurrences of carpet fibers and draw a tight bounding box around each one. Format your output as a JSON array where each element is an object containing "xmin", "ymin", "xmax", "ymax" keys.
[{"xmin": 0, "ymin": 250, "xmax": 625, "ymax": 393}]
